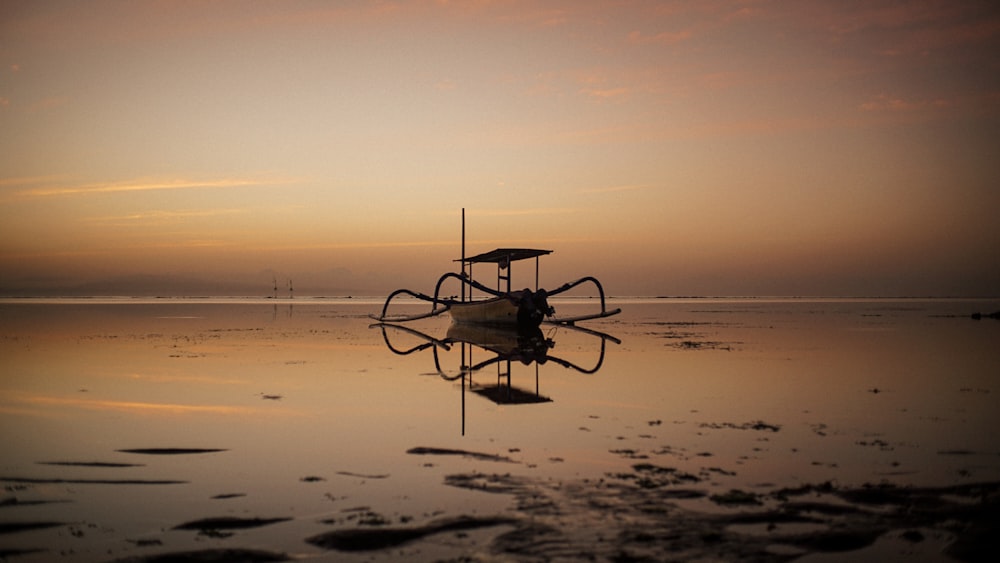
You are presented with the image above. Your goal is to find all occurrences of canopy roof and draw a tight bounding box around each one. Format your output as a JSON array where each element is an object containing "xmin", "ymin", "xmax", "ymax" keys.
[{"xmin": 458, "ymin": 248, "xmax": 552, "ymax": 265}]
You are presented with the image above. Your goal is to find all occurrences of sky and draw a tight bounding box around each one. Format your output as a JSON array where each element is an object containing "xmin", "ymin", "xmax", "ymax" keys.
[{"xmin": 2, "ymin": 0, "xmax": 999, "ymax": 297}]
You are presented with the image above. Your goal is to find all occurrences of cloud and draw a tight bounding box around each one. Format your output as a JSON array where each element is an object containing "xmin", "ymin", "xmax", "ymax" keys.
[
  {"xmin": 435, "ymin": 78, "xmax": 458, "ymax": 91},
  {"xmin": 27, "ymin": 95, "xmax": 69, "ymax": 112},
  {"xmin": 859, "ymin": 93, "xmax": 951, "ymax": 112},
  {"xmin": 17, "ymin": 176, "xmax": 287, "ymax": 198},
  {"xmin": 0, "ymin": 175, "xmax": 67, "ymax": 187},
  {"xmin": 83, "ymin": 208, "xmax": 250, "ymax": 227},
  {"xmin": 580, "ymin": 86, "xmax": 629, "ymax": 101},
  {"xmin": 627, "ymin": 29, "xmax": 693, "ymax": 46},
  {"xmin": 580, "ymin": 184, "xmax": 649, "ymax": 194},
  {"xmin": 467, "ymin": 207, "xmax": 578, "ymax": 217}
]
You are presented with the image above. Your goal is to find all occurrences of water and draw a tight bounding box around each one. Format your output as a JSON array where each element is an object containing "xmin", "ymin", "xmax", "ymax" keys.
[{"xmin": 1, "ymin": 298, "xmax": 998, "ymax": 561}]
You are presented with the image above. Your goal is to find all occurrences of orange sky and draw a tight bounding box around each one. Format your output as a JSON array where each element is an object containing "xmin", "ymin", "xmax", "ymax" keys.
[{"xmin": 2, "ymin": 1, "xmax": 998, "ymax": 296}]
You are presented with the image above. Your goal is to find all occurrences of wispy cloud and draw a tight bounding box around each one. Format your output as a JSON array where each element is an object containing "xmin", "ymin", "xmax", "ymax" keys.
[
  {"xmin": 256, "ymin": 240, "xmax": 456, "ymax": 252},
  {"xmin": 0, "ymin": 174, "xmax": 68, "ymax": 187},
  {"xmin": 580, "ymin": 87, "xmax": 629, "ymax": 101},
  {"xmin": 16, "ymin": 176, "xmax": 290, "ymax": 198},
  {"xmin": 83, "ymin": 208, "xmax": 250, "ymax": 227},
  {"xmin": 580, "ymin": 184, "xmax": 649, "ymax": 194},
  {"xmin": 859, "ymin": 93, "xmax": 951, "ymax": 112},
  {"xmin": 627, "ymin": 29, "xmax": 693, "ymax": 46},
  {"xmin": 27, "ymin": 95, "xmax": 69, "ymax": 113},
  {"xmin": 467, "ymin": 207, "xmax": 578, "ymax": 217}
]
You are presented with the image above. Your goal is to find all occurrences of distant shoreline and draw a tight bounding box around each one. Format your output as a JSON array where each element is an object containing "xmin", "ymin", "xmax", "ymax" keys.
[{"xmin": 2, "ymin": 295, "xmax": 998, "ymax": 305}]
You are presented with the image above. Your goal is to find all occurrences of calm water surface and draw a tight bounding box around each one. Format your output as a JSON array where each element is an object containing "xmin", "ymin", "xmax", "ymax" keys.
[{"xmin": 1, "ymin": 298, "xmax": 998, "ymax": 561}]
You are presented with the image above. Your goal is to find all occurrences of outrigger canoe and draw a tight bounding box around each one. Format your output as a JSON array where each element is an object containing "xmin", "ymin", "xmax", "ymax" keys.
[{"xmin": 371, "ymin": 213, "xmax": 620, "ymax": 328}]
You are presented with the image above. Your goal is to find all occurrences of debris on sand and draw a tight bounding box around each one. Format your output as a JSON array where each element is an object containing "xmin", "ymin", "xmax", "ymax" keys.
[
  {"xmin": 0, "ymin": 521, "xmax": 65, "ymax": 534},
  {"xmin": 37, "ymin": 460, "xmax": 144, "ymax": 467},
  {"xmin": 698, "ymin": 420, "xmax": 781, "ymax": 432},
  {"xmin": 0, "ymin": 548, "xmax": 45, "ymax": 559},
  {"xmin": 673, "ymin": 340, "xmax": 735, "ymax": 351},
  {"xmin": 430, "ymin": 469, "xmax": 1000, "ymax": 562},
  {"xmin": 0, "ymin": 476, "xmax": 186, "ymax": 485},
  {"xmin": 336, "ymin": 471, "xmax": 390, "ymax": 479},
  {"xmin": 173, "ymin": 517, "xmax": 292, "ymax": 531},
  {"xmin": 0, "ymin": 498, "xmax": 70, "ymax": 508},
  {"xmin": 611, "ymin": 463, "xmax": 703, "ymax": 489},
  {"xmin": 971, "ymin": 311, "xmax": 1000, "ymax": 320},
  {"xmin": 109, "ymin": 548, "xmax": 290, "ymax": 562},
  {"xmin": 306, "ymin": 515, "xmax": 517, "ymax": 552},
  {"xmin": 406, "ymin": 446, "xmax": 518, "ymax": 463},
  {"xmin": 709, "ymin": 489, "xmax": 762, "ymax": 506},
  {"xmin": 117, "ymin": 448, "xmax": 227, "ymax": 455}
]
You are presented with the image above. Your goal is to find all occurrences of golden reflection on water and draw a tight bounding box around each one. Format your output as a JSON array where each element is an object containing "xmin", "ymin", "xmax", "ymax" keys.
[{"xmin": 1, "ymin": 298, "xmax": 998, "ymax": 561}]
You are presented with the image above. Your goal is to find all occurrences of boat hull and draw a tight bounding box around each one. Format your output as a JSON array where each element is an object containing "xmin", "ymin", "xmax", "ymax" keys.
[
  {"xmin": 448, "ymin": 290, "xmax": 551, "ymax": 328},
  {"xmin": 449, "ymin": 296, "xmax": 523, "ymax": 326}
]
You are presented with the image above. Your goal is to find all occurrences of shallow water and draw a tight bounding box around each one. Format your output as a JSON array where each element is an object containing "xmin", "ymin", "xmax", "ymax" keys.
[{"xmin": 1, "ymin": 298, "xmax": 998, "ymax": 561}]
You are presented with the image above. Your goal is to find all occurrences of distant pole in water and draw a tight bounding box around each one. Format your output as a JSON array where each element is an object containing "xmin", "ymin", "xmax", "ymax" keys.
[
  {"xmin": 272, "ymin": 277, "xmax": 278, "ymax": 299},
  {"xmin": 288, "ymin": 279, "xmax": 294, "ymax": 299}
]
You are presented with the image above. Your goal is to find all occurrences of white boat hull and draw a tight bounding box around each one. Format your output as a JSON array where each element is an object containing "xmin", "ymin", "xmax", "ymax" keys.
[{"xmin": 448, "ymin": 296, "xmax": 523, "ymax": 326}]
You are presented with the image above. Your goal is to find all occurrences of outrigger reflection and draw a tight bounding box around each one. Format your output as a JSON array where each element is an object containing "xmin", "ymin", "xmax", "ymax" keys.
[{"xmin": 374, "ymin": 321, "xmax": 621, "ymax": 435}]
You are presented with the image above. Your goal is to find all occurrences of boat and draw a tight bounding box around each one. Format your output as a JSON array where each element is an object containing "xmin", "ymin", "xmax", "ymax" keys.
[{"xmin": 372, "ymin": 211, "xmax": 621, "ymax": 327}]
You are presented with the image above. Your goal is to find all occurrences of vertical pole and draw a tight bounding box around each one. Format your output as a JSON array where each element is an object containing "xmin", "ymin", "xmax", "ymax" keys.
[
  {"xmin": 535, "ymin": 256, "xmax": 539, "ymax": 291},
  {"xmin": 461, "ymin": 208, "xmax": 466, "ymax": 303}
]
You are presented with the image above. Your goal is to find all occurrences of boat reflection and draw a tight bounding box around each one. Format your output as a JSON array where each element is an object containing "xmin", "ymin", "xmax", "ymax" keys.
[{"xmin": 373, "ymin": 322, "xmax": 621, "ymax": 435}]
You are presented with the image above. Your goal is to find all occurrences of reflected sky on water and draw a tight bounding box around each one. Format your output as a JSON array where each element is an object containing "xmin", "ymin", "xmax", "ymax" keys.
[{"xmin": 1, "ymin": 298, "xmax": 998, "ymax": 561}]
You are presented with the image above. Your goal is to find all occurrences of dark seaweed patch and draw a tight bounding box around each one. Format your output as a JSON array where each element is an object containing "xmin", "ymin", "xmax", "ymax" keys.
[
  {"xmin": 435, "ymin": 467, "xmax": 1000, "ymax": 562},
  {"xmin": 407, "ymin": 447, "xmax": 518, "ymax": 463},
  {"xmin": 0, "ymin": 497, "xmax": 71, "ymax": 508},
  {"xmin": 0, "ymin": 521, "xmax": 65, "ymax": 535},
  {"xmin": 173, "ymin": 516, "xmax": 292, "ymax": 531},
  {"xmin": 709, "ymin": 489, "xmax": 762, "ymax": 506},
  {"xmin": 0, "ymin": 476, "xmax": 186, "ymax": 485},
  {"xmin": 109, "ymin": 548, "xmax": 290, "ymax": 562},
  {"xmin": 699, "ymin": 421, "xmax": 781, "ymax": 432},
  {"xmin": 336, "ymin": 471, "xmax": 390, "ymax": 479},
  {"xmin": 38, "ymin": 460, "xmax": 144, "ymax": 468},
  {"xmin": 306, "ymin": 515, "xmax": 517, "ymax": 552},
  {"xmin": 673, "ymin": 340, "xmax": 736, "ymax": 351},
  {"xmin": 117, "ymin": 448, "xmax": 227, "ymax": 455}
]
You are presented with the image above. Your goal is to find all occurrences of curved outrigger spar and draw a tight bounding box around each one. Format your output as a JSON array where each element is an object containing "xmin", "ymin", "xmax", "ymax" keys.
[{"xmin": 371, "ymin": 246, "xmax": 621, "ymax": 327}]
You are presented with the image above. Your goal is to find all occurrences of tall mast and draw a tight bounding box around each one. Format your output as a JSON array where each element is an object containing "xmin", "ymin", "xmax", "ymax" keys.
[{"xmin": 461, "ymin": 208, "xmax": 466, "ymax": 303}]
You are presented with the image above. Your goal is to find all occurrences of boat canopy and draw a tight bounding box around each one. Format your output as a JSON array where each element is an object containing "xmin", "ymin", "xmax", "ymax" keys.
[{"xmin": 458, "ymin": 248, "xmax": 552, "ymax": 266}]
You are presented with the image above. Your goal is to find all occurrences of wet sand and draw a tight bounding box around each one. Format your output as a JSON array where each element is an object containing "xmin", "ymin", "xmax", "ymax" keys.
[{"xmin": 1, "ymin": 298, "xmax": 998, "ymax": 561}]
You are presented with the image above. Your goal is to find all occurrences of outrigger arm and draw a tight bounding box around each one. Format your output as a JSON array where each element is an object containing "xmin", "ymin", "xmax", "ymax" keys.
[
  {"xmin": 372, "ymin": 266, "xmax": 620, "ymax": 325},
  {"xmin": 545, "ymin": 276, "xmax": 622, "ymax": 324},
  {"xmin": 371, "ymin": 271, "xmax": 510, "ymax": 323}
]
